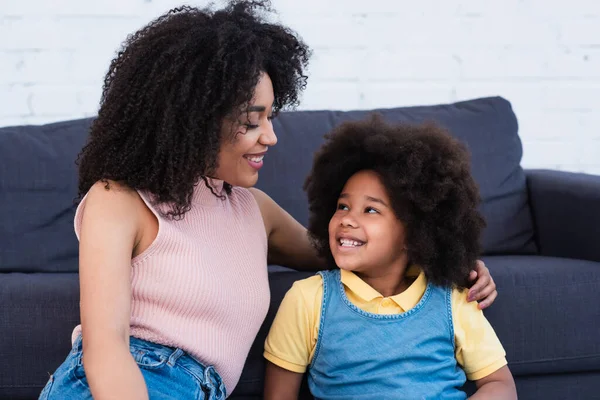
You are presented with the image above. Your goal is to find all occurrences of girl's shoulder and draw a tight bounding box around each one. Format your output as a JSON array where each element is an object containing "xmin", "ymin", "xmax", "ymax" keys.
[{"xmin": 286, "ymin": 273, "xmax": 324, "ymax": 306}]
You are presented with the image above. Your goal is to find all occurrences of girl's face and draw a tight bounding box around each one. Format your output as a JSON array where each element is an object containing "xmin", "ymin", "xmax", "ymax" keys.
[
  {"xmin": 329, "ymin": 170, "xmax": 409, "ymax": 276},
  {"xmin": 214, "ymin": 72, "xmax": 277, "ymax": 188}
]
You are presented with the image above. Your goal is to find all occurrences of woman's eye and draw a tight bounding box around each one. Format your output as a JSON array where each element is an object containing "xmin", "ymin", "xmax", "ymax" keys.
[
  {"xmin": 267, "ymin": 115, "xmax": 275, "ymax": 121},
  {"xmin": 245, "ymin": 123, "xmax": 259, "ymax": 130}
]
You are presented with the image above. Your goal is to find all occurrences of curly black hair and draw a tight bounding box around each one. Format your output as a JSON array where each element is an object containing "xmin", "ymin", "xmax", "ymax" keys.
[
  {"xmin": 303, "ymin": 115, "xmax": 486, "ymax": 289},
  {"xmin": 77, "ymin": 0, "xmax": 310, "ymax": 218}
]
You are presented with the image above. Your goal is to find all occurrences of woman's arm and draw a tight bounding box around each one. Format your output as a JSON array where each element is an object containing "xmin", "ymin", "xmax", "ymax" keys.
[
  {"xmin": 250, "ymin": 188, "xmax": 326, "ymax": 270},
  {"xmin": 470, "ymin": 366, "xmax": 517, "ymax": 399},
  {"xmin": 264, "ymin": 361, "xmax": 304, "ymax": 400},
  {"xmin": 78, "ymin": 181, "xmax": 149, "ymax": 400}
]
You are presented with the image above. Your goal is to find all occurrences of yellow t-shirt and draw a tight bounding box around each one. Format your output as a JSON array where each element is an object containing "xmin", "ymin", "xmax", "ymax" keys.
[{"xmin": 264, "ymin": 267, "xmax": 507, "ymax": 381}]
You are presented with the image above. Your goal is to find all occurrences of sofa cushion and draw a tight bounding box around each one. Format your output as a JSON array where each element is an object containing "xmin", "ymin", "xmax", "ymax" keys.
[
  {"xmin": 481, "ymin": 255, "xmax": 600, "ymax": 376},
  {"xmin": 0, "ymin": 272, "xmax": 80, "ymax": 399},
  {"xmin": 256, "ymin": 96, "xmax": 536, "ymax": 255},
  {"xmin": 5, "ymin": 258, "xmax": 600, "ymax": 399},
  {"xmin": 0, "ymin": 119, "xmax": 93, "ymax": 273}
]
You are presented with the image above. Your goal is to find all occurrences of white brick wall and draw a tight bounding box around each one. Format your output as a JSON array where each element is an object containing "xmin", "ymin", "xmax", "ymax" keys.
[{"xmin": 1, "ymin": 0, "xmax": 599, "ymax": 173}]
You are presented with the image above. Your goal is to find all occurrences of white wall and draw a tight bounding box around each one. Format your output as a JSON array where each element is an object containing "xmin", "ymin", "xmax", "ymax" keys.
[{"xmin": 1, "ymin": 0, "xmax": 599, "ymax": 173}]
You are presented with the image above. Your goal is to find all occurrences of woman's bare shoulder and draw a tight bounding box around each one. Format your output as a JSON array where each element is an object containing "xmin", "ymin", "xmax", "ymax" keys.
[{"xmin": 80, "ymin": 180, "xmax": 146, "ymax": 230}]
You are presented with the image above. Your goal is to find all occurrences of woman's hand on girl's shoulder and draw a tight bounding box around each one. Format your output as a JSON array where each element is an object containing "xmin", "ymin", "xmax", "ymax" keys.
[{"xmin": 467, "ymin": 260, "xmax": 498, "ymax": 310}]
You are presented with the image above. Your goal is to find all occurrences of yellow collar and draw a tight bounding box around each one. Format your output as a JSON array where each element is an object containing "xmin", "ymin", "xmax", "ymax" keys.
[{"xmin": 340, "ymin": 266, "xmax": 427, "ymax": 312}]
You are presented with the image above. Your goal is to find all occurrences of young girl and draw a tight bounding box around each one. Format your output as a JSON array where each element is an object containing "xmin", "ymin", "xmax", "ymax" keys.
[{"xmin": 263, "ymin": 116, "xmax": 517, "ymax": 399}]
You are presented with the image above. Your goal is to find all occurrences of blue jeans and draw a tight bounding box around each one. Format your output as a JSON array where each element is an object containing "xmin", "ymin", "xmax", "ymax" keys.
[{"xmin": 39, "ymin": 335, "xmax": 226, "ymax": 400}]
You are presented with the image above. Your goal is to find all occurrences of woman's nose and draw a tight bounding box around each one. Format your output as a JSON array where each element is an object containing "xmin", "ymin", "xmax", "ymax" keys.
[{"xmin": 260, "ymin": 122, "xmax": 277, "ymax": 146}]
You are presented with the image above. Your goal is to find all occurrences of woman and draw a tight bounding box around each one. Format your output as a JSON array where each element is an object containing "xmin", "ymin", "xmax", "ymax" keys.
[{"xmin": 39, "ymin": 1, "xmax": 497, "ymax": 399}]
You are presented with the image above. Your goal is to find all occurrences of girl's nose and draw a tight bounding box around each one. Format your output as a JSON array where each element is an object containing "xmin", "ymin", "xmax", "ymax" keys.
[{"xmin": 340, "ymin": 214, "xmax": 358, "ymax": 228}]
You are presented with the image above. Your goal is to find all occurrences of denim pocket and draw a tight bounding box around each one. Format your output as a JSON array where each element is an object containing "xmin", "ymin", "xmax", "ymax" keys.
[
  {"xmin": 45, "ymin": 349, "xmax": 93, "ymax": 398},
  {"xmin": 130, "ymin": 346, "xmax": 169, "ymax": 370}
]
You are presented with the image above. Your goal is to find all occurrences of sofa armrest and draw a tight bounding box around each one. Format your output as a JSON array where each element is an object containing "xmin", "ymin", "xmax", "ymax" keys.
[{"xmin": 526, "ymin": 169, "xmax": 600, "ymax": 262}]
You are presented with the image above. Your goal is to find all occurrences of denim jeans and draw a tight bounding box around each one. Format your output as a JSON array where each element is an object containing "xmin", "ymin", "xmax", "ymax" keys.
[{"xmin": 39, "ymin": 335, "xmax": 226, "ymax": 400}]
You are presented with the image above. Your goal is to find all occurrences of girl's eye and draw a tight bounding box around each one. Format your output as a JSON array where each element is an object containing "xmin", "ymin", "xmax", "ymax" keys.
[
  {"xmin": 245, "ymin": 123, "xmax": 259, "ymax": 130},
  {"xmin": 337, "ymin": 203, "xmax": 349, "ymax": 211},
  {"xmin": 267, "ymin": 115, "xmax": 275, "ymax": 122},
  {"xmin": 366, "ymin": 207, "xmax": 378, "ymax": 214}
]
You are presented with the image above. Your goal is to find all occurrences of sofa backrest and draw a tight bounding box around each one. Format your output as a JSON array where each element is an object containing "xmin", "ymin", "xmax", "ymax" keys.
[
  {"xmin": 0, "ymin": 97, "xmax": 536, "ymax": 273},
  {"xmin": 0, "ymin": 118, "xmax": 93, "ymax": 273}
]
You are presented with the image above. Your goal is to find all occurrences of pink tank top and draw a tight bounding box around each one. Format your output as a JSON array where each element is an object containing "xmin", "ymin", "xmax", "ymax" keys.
[{"xmin": 72, "ymin": 178, "xmax": 270, "ymax": 394}]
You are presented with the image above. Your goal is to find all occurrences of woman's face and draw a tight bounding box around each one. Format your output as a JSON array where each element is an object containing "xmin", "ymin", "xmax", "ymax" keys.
[{"xmin": 214, "ymin": 72, "xmax": 277, "ymax": 188}]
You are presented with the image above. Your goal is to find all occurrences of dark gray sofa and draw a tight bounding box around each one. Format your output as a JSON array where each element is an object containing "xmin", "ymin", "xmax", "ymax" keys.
[{"xmin": 1, "ymin": 96, "xmax": 599, "ymax": 399}]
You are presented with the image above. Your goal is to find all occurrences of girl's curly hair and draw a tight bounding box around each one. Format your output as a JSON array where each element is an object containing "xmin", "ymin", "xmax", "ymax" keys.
[
  {"xmin": 77, "ymin": 0, "xmax": 310, "ymax": 218},
  {"xmin": 303, "ymin": 115, "xmax": 486, "ymax": 288}
]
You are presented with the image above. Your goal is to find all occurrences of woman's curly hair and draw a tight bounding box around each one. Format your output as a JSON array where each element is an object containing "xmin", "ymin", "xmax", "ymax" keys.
[
  {"xmin": 77, "ymin": 0, "xmax": 310, "ymax": 218},
  {"xmin": 304, "ymin": 115, "xmax": 486, "ymax": 288}
]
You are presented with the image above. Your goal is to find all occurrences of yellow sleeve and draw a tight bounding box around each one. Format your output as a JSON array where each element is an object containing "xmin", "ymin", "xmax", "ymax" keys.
[
  {"xmin": 264, "ymin": 275, "xmax": 323, "ymax": 373},
  {"xmin": 452, "ymin": 288, "xmax": 507, "ymax": 381}
]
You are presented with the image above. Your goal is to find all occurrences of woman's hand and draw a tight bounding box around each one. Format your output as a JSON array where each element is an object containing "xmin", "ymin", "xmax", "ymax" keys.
[{"xmin": 467, "ymin": 260, "xmax": 498, "ymax": 310}]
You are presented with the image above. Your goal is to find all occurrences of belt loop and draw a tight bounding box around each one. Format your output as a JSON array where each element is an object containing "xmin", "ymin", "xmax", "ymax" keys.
[
  {"xmin": 167, "ymin": 348, "xmax": 184, "ymax": 367},
  {"xmin": 203, "ymin": 365, "xmax": 214, "ymax": 386}
]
